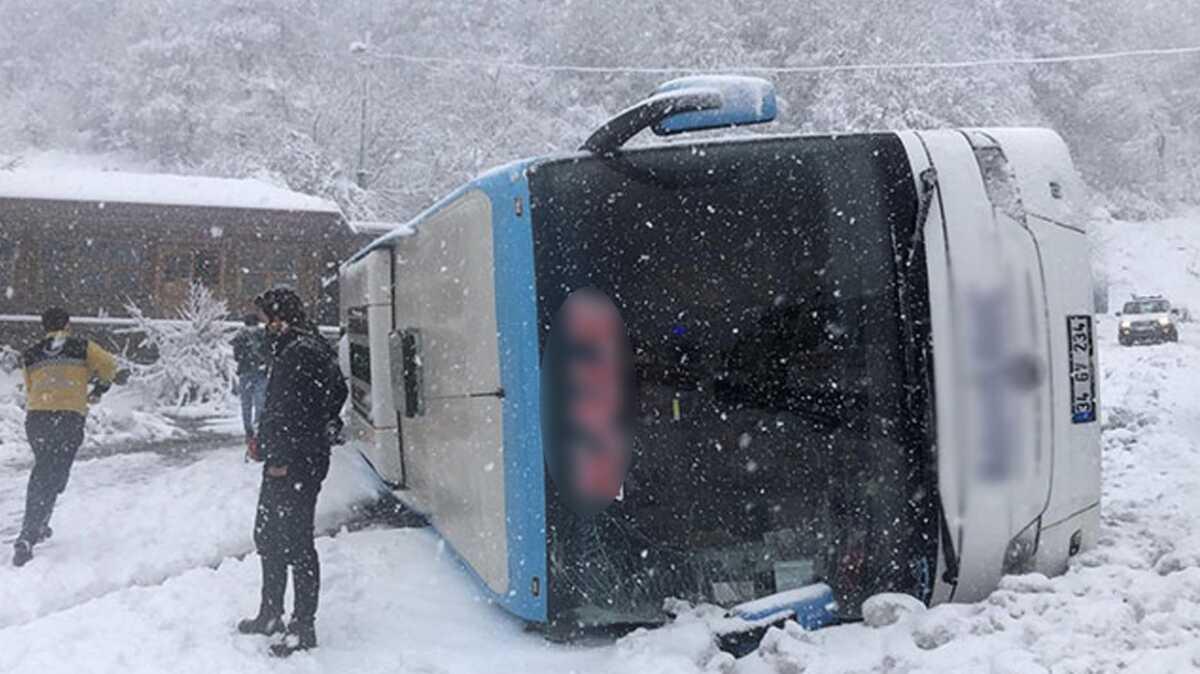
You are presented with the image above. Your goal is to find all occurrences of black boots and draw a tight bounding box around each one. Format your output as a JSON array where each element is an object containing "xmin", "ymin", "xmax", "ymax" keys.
[
  {"xmin": 269, "ymin": 621, "xmax": 317, "ymax": 657},
  {"xmin": 12, "ymin": 540, "xmax": 32, "ymax": 567},
  {"xmin": 12, "ymin": 526, "xmax": 54, "ymax": 567},
  {"xmin": 237, "ymin": 613, "xmax": 315, "ymax": 657},
  {"xmin": 236, "ymin": 613, "xmax": 286, "ymax": 636}
]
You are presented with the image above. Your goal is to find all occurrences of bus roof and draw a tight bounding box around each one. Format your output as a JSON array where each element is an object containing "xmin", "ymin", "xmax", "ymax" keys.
[{"xmin": 346, "ymin": 126, "xmax": 1072, "ymax": 265}]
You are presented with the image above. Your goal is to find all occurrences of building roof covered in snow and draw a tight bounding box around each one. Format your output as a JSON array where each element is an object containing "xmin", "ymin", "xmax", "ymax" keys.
[
  {"xmin": 0, "ymin": 168, "xmax": 341, "ymax": 214},
  {"xmin": 0, "ymin": 168, "xmax": 376, "ymax": 333}
]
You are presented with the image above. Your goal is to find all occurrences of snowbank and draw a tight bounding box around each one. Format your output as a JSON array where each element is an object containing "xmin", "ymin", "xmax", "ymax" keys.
[
  {"xmin": 0, "ymin": 384, "xmax": 207, "ymax": 467},
  {"xmin": 0, "ymin": 347, "xmax": 245, "ymax": 467},
  {"xmin": 0, "ymin": 368, "xmax": 26, "ymax": 464}
]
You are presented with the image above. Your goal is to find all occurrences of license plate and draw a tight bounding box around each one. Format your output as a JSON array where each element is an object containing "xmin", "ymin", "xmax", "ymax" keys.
[{"xmin": 1067, "ymin": 315, "xmax": 1097, "ymax": 423}]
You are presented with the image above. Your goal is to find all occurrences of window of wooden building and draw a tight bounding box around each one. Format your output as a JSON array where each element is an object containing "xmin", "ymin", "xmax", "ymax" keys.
[
  {"xmin": 93, "ymin": 242, "xmax": 144, "ymax": 291},
  {"xmin": 40, "ymin": 240, "xmax": 90, "ymax": 305},
  {"xmin": 0, "ymin": 239, "xmax": 15, "ymax": 296},
  {"xmin": 156, "ymin": 245, "xmax": 225, "ymax": 311},
  {"xmin": 238, "ymin": 246, "xmax": 300, "ymax": 303},
  {"xmin": 37, "ymin": 240, "xmax": 150, "ymax": 314}
]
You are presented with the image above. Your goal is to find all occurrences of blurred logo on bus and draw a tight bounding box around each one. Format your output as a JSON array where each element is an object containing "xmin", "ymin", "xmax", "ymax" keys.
[
  {"xmin": 541, "ymin": 288, "xmax": 634, "ymax": 518},
  {"xmin": 970, "ymin": 288, "xmax": 1018, "ymax": 482}
]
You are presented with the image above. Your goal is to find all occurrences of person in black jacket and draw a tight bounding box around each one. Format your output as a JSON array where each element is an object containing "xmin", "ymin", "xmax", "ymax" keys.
[{"xmin": 236, "ymin": 287, "xmax": 347, "ymax": 657}]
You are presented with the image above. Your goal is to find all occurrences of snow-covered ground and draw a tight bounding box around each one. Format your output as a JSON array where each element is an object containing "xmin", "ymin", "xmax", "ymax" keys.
[
  {"xmin": 1, "ymin": 213, "xmax": 1199, "ymax": 673},
  {"xmin": 0, "ymin": 369, "xmax": 242, "ymax": 467},
  {"xmin": 0, "ymin": 444, "xmax": 385, "ymax": 628}
]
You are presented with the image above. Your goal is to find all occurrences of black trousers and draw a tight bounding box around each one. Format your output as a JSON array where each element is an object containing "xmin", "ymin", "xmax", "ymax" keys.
[
  {"xmin": 253, "ymin": 453, "xmax": 329, "ymax": 625},
  {"xmin": 19, "ymin": 411, "xmax": 86, "ymax": 543}
]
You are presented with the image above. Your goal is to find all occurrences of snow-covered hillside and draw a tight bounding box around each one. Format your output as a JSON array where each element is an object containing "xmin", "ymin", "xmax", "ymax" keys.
[{"xmin": 1096, "ymin": 209, "xmax": 1200, "ymax": 312}]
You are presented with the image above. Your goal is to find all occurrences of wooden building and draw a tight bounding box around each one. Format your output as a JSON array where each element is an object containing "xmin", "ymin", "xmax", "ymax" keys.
[{"xmin": 0, "ymin": 168, "xmax": 370, "ymax": 346}]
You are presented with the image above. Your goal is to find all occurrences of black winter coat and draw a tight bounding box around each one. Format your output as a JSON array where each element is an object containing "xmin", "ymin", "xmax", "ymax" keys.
[
  {"xmin": 231, "ymin": 326, "xmax": 271, "ymax": 375},
  {"xmin": 259, "ymin": 327, "xmax": 348, "ymax": 469}
]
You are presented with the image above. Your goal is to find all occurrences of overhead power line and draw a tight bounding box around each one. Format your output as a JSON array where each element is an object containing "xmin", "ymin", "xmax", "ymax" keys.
[{"xmin": 371, "ymin": 44, "xmax": 1200, "ymax": 75}]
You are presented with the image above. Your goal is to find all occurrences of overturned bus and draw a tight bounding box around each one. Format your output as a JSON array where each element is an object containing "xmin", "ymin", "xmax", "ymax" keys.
[{"xmin": 340, "ymin": 77, "xmax": 1101, "ymax": 635}]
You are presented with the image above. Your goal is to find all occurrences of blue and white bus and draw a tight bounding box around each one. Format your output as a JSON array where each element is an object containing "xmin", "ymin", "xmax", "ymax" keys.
[{"xmin": 340, "ymin": 77, "xmax": 1101, "ymax": 636}]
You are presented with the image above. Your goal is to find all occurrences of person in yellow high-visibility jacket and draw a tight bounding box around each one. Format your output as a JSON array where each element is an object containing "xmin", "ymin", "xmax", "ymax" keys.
[{"xmin": 12, "ymin": 307, "xmax": 118, "ymax": 567}]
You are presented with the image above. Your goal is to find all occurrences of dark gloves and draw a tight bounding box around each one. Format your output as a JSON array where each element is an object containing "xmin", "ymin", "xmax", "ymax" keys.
[
  {"xmin": 326, "ymin": 417, "xmax": 346, "ymax": 446},
  {"xmin": 88, "ymin": 381, "xmax": 112, "ymax": 404}
]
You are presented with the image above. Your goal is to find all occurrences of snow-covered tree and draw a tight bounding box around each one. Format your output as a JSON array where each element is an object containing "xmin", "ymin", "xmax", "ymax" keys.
[
  {"xmin": 122, "ymin": 282, "xmax": 239, "ymax": 408},
  {"xmin": 1, "ymin": 0, "xmax": 1197, "ymax": 217}
]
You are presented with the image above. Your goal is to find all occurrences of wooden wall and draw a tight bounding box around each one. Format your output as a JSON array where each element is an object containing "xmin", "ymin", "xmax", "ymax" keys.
[{"xmin": 0, "ymin": 198, "xmax": 369, "ymax": 337}]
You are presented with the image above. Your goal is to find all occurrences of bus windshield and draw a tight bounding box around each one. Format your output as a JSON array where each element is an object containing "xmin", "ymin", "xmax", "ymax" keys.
[{"xmin": 529, "ymin": 133, "xmax": 936, "ymax": 625}]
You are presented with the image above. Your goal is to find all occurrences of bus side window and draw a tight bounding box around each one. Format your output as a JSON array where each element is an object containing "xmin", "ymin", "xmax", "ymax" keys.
[
  {"xmin": 388, "ymin": 330, "xmax": 406, "ymax": 413},
  {"xmin": 400, "ymin": 328, "xmax": 424, "ymax": 418},
  {"xmin": 347, "ymin": 306, "xmax": 372, "ymax": 421}
]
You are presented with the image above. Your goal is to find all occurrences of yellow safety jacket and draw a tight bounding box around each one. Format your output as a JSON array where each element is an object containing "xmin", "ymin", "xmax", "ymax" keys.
[{"xmin": 22, "ymin": 331, "xmax": 119, "ymax": 415}]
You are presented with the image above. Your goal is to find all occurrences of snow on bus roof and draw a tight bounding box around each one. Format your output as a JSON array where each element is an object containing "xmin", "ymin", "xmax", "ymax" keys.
[{"xmin": 0, "ymin": 168, "xmax": 342, "ymax": 214}]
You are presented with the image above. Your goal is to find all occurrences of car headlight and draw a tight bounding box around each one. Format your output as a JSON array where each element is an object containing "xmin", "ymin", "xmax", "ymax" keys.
[
  {"xmin": 1158, "ymin": 317, "xmax": 1172, "ymax": 327},
  {"xmin": 1120, "ymin": 320, "xmax": 1131, "ymax": 329}
]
